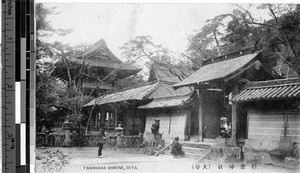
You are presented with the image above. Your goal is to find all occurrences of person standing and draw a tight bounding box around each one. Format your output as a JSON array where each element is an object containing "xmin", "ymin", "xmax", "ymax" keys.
[
  {"xmin": 98, "ymin": 127, "xmax": 106, "ymax": 158},
  {"xmin": 151, "ymin": 118, "xmax": 160, "ymax": 135}
]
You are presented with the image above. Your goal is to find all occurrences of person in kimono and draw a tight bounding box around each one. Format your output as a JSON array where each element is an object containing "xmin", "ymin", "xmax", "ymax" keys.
[{"xmin": 171, "ymin": 137, "xmax": 184, "ymax": 157}]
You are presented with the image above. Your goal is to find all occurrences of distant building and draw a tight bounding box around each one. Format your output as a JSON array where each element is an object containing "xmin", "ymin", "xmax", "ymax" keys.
[
  {"xmin": 51, "ymin": 39, "xmax": 142, "ymax": 96},
  {"xmin": 49, "ymin": 39, "xmax": 141, "ymax": 130}
]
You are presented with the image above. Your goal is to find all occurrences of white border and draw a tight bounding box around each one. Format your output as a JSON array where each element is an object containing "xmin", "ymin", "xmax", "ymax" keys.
[{"xmin": 36, "ymin": 0, "xmax": 300, "ymax": 4}]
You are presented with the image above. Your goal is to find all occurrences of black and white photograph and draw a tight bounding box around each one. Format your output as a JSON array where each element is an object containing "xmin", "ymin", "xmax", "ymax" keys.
[{"xmin": 12, "ymin": 1, "xmax": 300, "ymax": 172}]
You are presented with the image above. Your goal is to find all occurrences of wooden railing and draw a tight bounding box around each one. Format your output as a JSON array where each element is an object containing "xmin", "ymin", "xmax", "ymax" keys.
[{"xmin": 89, "ymin": 121, "xmax": 124, "ymax": 132}]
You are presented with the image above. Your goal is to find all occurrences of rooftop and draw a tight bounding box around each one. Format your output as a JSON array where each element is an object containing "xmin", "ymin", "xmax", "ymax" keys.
[
  {"xmin": 84, "ymin": 82, "xmax": 159, "ymax": 107},
  {"xmin": 83, "ymin": 80, "xmax": 181, "ymax": 107},
  {"xmin": 174, "ymin": 51, "xmax": 260, "ymax": 88},
  {"xmin": 138, "ymin": 92, "xmax": 194, "ymax": 109},
  {"xmin": 52, "ymin": 39, "xmax": 142, "ymax": 80},
  {"xmin": 232, "ymin": 77, "xmax": 300, "ymax": 102}
]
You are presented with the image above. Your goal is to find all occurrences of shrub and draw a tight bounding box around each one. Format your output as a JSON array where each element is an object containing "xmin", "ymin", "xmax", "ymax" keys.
[{"xmin": 36, "ymin": 150, "xmax": 69, "ymax": 173}]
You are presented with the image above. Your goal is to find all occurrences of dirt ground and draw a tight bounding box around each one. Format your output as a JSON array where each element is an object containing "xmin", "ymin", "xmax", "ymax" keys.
[{"xmin": 36, "ymin": 147, "xmax": 299, "ymax": 173}]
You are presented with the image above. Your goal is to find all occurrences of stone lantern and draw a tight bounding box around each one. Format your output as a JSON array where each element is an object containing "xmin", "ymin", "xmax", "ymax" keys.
[
  {"xmin": 115, "ymin": 124, "xmax": 124, "ymax": 147},
  {"xmin": 63, "ymin": 120, "xmax": 72, "ymax": 146}
]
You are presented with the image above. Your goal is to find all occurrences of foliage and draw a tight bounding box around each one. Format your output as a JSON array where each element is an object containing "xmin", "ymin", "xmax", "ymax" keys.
[
  {"xmin": 36, "ymin": 4, "xmax": 73, "ymax": 131},
  {"xmin": 36, "ymin": 150, "xmax": 69, "ymax": 173},
  {"xmin": 121, "ymin": 35, "xmax": 169, "ymax": 65},
  {"xmin": 36, "ymin": 4, "xmax": 72, "ymax": 60},
  {"xmin": 121, "ymin": 35, "xmax": 191, "ymax": 77},
  {"xmin": 187, "ymin": 4, "xmax": 300, "ymax": 76},
  {"xmin": 187, "ymin": 14, "xmax": 230, "ymax": 68},
  {"xmin": 36, "ymin": 4, "xmax": 91, "ymax": 133},
  {"xmin": 36, "ymin": 71, "xmax": 66, "ymax": 130},
  {"xmin": 113, "ymin": 74, "xmax": 147, "ymax": 90},
  {"xmin": 71, "ymin": 123, "xmax": 88, "ymax": 147}
]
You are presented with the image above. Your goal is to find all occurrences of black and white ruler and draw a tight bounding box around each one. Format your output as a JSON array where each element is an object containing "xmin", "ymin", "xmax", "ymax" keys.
[{"xmin": 2, "ymin": 0, "xmax": 35, "ymax": 172}]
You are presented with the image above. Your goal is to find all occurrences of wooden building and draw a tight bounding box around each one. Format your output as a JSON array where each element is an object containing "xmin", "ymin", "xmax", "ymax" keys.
[
  {"xmin": 51, "ymin": 39, "xmax": 142, "ymax": 96},
  {"xmin": 138, "ymin": 92, "xmax": 197, "ymax": 142},
  {"xmin": 138, "ymin": 62, "xmax": 195, "ymax": 141},
  {"xmin": 174, "ymin": 48, "xmax": 281, "ymax": 142},
  {"xmin": 232, "ymin": 78, "xmax": 300, "ymax": 151},
  {"xmin": 83, "ymin": 62, "xmax": 194, "ymax": 135},
  {"xmin": 83, "ymin": 81, "xmax": 180, "ymax": 134},
  {"xmin": 47, "ymin": 39, "xmax": 142, "ymax": 131}
]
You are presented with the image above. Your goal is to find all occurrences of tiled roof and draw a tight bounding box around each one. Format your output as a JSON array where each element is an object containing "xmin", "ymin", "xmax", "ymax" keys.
[
  {"xmin": 84, "ymin": 82, "xmax": 160, "ymax": 107},
  {"xmin": 71, "ymin": 39, "xmax": 141, "ymax": 71},
  {"xmin": 173, "ymin": 52, "xmax": 259, "ymax": 88},
  {"xmin": 232, "ymin": 78, "xmax": 300, "ymax": 102},
  {"xmin": 138, "ymin": 93, "xmax": 194, "ymax": 109},
  {"xmin": 82, "ymin": 39, "xmax": 121, "ymax": 63},
  {"xmin": 51, "ymin": 39, "xmax": 142, "ymax": 80}
]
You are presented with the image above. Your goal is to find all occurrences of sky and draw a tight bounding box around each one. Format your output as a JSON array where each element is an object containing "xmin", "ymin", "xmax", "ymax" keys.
[
  {"xmin": 2, "ymin": 1, "xmax": 295, "ymax": 63},
  {"xmin": 41, "ymin": 3, "xmax": 270, "ymax": 62},
  {"xmin": 43, "ymin": 3, "xmax": 231, "ymax": 60}
]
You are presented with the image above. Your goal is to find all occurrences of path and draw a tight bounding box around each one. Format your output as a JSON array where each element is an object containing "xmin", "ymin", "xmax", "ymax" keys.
[{"xmin": 36, "ymin": 147, "xmax": 298, "ymax": 173}]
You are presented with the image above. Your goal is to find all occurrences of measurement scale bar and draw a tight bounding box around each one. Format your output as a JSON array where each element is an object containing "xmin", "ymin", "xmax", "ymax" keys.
[{"xmin": 2, "ymin": 1, "xmax": 36, "ymax": 173}]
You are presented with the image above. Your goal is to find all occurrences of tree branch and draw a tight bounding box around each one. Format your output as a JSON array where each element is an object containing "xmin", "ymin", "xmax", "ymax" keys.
[{"xmin": 245, "ymin": 21, "xmax": 278, "ymax": 29}]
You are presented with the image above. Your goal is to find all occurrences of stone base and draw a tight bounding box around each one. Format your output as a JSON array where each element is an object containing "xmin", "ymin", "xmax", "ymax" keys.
[
  {"xmin": 244, "ymin": 151, "xmax": 272, "ymax": 164},
  {"xmin": 142, "ymin": 147, "xmax": 165, "ymax": 155},
  {"xmin": 215, "ymin": 137, "xmax": 237, "ymax": 147},
  {"xmin": 245, "ymin": 138, "xmax": 294, "ymax": 152},
  {"xmin": 143, "ymin": 132, "xmax": 164, "ymax": 147},
  {"xmin": 293, "ymin": 142, "xmax": 300, "ymax": 159},
  {"xmin": 63, "ymin": 139, "xmax": 72, "ymax": 147},
  {"xmin": 209, "ymin": 147, "xmax": 242, "ymax": 162}
]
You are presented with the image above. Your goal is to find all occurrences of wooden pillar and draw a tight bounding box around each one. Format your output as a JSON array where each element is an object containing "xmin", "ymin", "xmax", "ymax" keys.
[
  {"xmin": 95, "ymin": 113, "xmax": 98, "ymax": 127},
  {"xmin": 231, "ymin": 102, "xmax": 237, "ymax": 139},
  {"xmin": 197, "ymin": 88, "xmax": 203, "ymax": 142},
  {"xmin": 188, "ymin": 111, "xmax": 191, "ymax": 136},
  {"xmin": 231, "ymin": 84, "xmax": 239, "ymax": 139},
  {"xmin": 132, "ymin": 104, "xmax": 138, "ymax": 133},
  {"xmin": 115, "ymin": 111, "xmax": 118, "ymax": 128},
  {"xmin": 168, "ymin": 113, "xmax": 172, "ymax": 135}
]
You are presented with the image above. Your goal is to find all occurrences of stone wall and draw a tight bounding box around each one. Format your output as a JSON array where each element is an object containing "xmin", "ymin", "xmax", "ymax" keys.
[{"xmin": 246, "ymin": 109, "xmax": 300, "ymax": 152}]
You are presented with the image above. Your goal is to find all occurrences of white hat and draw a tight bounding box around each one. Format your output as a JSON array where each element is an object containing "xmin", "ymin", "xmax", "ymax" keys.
[{"xmin": 221, "ymin": 117, "xmax": 227, "ymax": 121}]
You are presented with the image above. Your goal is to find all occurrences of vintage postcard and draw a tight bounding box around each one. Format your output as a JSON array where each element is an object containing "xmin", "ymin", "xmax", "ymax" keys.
[{"xmin": 31, "ymin": 1, "xmax": 300, "ymax": 172}]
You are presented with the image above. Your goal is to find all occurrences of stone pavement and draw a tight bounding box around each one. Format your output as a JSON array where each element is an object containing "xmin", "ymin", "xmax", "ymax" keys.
[{"xmin": 36, "ymin": 147, "xmax": 299, "ymax": 173}]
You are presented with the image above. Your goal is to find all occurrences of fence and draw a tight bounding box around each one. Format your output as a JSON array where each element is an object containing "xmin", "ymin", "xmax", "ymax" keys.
[{"xmin": 36, "ymin": 132, "xmax": 142, "ymax": 148}]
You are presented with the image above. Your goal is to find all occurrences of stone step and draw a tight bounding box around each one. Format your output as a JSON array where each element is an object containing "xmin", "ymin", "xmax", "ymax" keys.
[
  {"xmin": 181, "ymin": 141, "xmax": 215, "ymax": 149},
  {"xmin": 184, "ymin": 152, "xmax": 207, "ymax": 159},
  {"xmin": 164, "ymin": 148, "xmax": 210, "ymax": 160},
  {"xmin": 182, "ymin": 146, "xmax": 207, "ymax": 155},
  {"xmin": 203, "ymin": 138, "xmax": 215, "ymax": 143}
]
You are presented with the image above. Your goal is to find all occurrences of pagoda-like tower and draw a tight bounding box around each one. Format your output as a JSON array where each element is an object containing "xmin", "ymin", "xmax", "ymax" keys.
[{"xmin": 51, "ymin": 39, "xmax": 142, "ymax": 96}]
